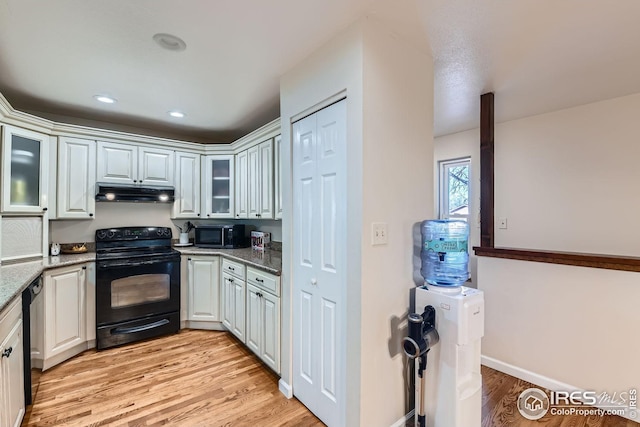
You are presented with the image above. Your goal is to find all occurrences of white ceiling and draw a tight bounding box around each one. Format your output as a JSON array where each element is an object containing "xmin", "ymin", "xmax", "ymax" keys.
[{"xmin": 1, "ymin": 0, "xmax": 639, "ymax": 142}]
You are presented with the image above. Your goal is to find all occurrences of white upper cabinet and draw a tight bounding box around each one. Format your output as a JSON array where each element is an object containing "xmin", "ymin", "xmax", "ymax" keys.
[
  {"xmin": 242, "ymin": 138, "xmax": 274, "ymax": 219},
  {"xmin": 202, "ymin": 155, "xmax": 235, "ymax": 219},
  {"xmin": 1, "ymin": 125, "xmax": 50, "ymax": 213},
  {"xmin": 57, "ymin": 137, "xmax": 96, "ymax": 219},
  {"xmin": 234, "ymin": 150, "xmax": 249, "ymax": 219},
  {"xmin": 138, "ymin": 146, "xmax": 174, "ymax": 186},
  {"xmin": 173, "ymin": 151, "xmax": 201, "ymax": 219},
  {"xmin": 274, "ymin": 135, "xmax": 282, "ymax": 220},
  {"xmin": 97, "ymin": 141, "xmax": 174, "ymax": 186}
]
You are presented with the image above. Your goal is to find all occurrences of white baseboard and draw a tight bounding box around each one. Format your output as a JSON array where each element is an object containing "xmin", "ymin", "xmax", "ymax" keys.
[
  {"xmin": 390, "ymin": 409, "xmax": 414, "ymax": 427},
  {"xmin": 278, "ymin": 379, "xmax": 293, "ymax": 399},
  {"xmin": 482, "ymin": 355, "xmax": 637, "ymax": 423}
]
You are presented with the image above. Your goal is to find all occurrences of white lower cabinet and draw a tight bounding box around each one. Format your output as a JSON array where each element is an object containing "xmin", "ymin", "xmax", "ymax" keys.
[
  {"xmin": 246, "ymin": 266, "xmax": 280, "ymax": 374},
  {"xmin": 221, "ymin": 272, "xmax": 245, "ymax": 343},
  {"xmin": 43, "ymin": 264, "xmax": 88, "ymax": 370},
  {"xmin": 187, "ymin": 256, "xmax": 221, "ymax": 323},
  {"xmin": 0, "ymin": 298, "xmax": 25, "ymax": 427}
]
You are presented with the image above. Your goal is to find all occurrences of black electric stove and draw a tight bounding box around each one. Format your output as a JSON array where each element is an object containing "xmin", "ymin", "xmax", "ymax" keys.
[{"xmin": 95, "ymin": 227, "xmax": 181, "ymax": 350}]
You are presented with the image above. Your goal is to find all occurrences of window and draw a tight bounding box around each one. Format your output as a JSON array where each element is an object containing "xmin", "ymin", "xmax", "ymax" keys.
[{"xmin": 439, "ymin": 158, "xmax": 470, "ymax": 221}]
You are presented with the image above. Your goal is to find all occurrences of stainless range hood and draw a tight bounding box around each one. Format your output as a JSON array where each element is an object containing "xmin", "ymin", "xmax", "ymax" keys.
[{"xmin": 95, "ymin": 183, "xmax": 175, "ymax": 203}]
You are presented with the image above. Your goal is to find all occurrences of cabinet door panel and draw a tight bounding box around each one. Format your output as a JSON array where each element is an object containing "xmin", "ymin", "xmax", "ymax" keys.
[
  {"xmin": 1, "ymin": 125, "xmax": 50, "ymax": 213},
  {"xmin": 247, "ymin": 146, "xmax": 260, "ymax": 218},
  {"xmin": 188, "ymin": 257, "xmax": 220, "ymax": 322},
  {"xmin": 245, "ymin": 284, "xmax": 261, "ymax": 354},
  {"xmin": 261, "ymin": 291, "xmax": 280, "ymax": 373},
  {"xmin": 97, "ymin": 142, "xmax": 137, "ymax": 184},
  {"xmin": 57, "ymin": 137, "xmax": 96, "ymax": 219},
  {"xmin": 232, "ymin": 279, "xmax": 245, "ymax": 342},
  {"xmin": 44, "ymin": 266, "xmax": 86, "ymax": 358},
  {"xmin": 139, "ymin": 147, "xmax": 174, "ymax": 186},
  {"xmin": 173, "ymin": 152, "xmax": 201, "ymax": 218},
  {"xmin": 221, "ymin": 274, "xmax": 233, "ymax": 329},
  {"xmin": 235, "ymin": 150, "xmax": 249, "ymax": 219},
  {"xmin": 258, "ymin": 140, "xmax": 274, "ymax": 219},
  {"xmin": 1, "ymin": 320, "xmax": 25, "ymax": 427},
  {"xmin": 203, "ymin": 155, "xmax": 234, "ymax": 219}
]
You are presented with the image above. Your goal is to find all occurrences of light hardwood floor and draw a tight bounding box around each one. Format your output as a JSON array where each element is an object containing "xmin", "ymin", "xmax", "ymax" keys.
[
  {"xmin": 22, "ymin": 330, "xmax": 323, "ymax": 427},
  {"xmin": 23, "ymin": 330, "xmax": 636, "ymax": 427}
]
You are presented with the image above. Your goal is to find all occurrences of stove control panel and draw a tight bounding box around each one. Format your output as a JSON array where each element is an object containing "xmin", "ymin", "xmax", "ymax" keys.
[{"xmin": 96, "ymin": 227, "xmax": 173, "ymax": 241}]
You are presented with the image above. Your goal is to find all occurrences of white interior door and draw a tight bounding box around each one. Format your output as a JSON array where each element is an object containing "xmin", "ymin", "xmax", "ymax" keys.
[{"xmin": 292, "ymin": 99, "xmax": 346, "ymax": 427}]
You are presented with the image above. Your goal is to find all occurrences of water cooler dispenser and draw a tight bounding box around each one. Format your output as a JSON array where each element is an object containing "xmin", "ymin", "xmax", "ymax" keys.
[
  {"xmin": 403, "ymin": 220, "xmax": 485, "ymax": 427},
  {"xmin": 413, "ymin": 286, "xmax": 484, "ymax": 426}
]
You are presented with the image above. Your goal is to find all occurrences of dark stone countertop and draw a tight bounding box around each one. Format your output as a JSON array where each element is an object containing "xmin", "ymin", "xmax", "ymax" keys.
[
  {"xmin": 0, "ymin": 253, "xmax": 96, "ymax": 313},
  {"xmin": 174, "ymin": 247, "xmax": 282, "ymax": 276}
]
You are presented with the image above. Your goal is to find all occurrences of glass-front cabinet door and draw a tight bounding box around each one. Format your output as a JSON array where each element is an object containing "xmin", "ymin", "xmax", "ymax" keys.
[
  {"xmin": 1, "ymin": 125, "xmax": 50, "ymax": 213},
  {"xmin": 202, "ymin": 155, "xmax": 235, "ymax": 218}
]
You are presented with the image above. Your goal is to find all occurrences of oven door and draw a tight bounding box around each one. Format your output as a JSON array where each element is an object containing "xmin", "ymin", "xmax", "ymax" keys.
[{"xmin": 96, "ymin": 254, "xmax": 180, "ymax": 327}]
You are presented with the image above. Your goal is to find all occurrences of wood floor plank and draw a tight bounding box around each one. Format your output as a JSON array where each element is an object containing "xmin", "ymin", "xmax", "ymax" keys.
[
  {"xmin": 24, "ymin": 331, "xmax": 636, "ymax": 427},
  {"xmin": 22, "ymin": 330, "xmax": 324, "ymax": 427}
]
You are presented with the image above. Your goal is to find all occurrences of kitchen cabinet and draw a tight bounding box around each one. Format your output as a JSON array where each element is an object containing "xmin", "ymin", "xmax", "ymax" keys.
[
  {"xmin": 187, "ymin": 256, "xmax": 220, "ymax": 323},
  {"xmin": 97, "ymin": 141, "xmax": 174, "ymax": 186},
  {"xmin": 274, "ymin": 135, "xmax": 282, "ymax": 220},
  {"xmin": 245, "ymin": 267, "xmax": 280, "ymax": 373},
  {"xmin": 173, "ymin": 151, "xmax": 201, "ymax": 218},
  {"xmin": 236, "ymin": 138, "xmax": 274, "ymax": 220},
  {"xmin": 221, "ymin": 259, "xmax": 245, "ymax": 343},
  {"xmin": 1, "ymin": 124, "xmax": 50, "ymax": 214},
  {"xmin": 202, "ymin": 155, "xmax": 235, "ymax": 218},
  {"xmin": 234, "ymin": 150, "xmax": 249, "ymax": 219},
  {"xmin": 43, "ymin": 264, "xmax": 87, "ymax": 370},
  {"xmin": 0, "ymin": 298, "xmax": 25, "ymax": 427},
  {"xmin": 247, "ymin": 139, "xmax": 274, "ymax": 219},
  {"xmin": 57, "ymin": 137, "xmax": 96, "ymax": 219}
]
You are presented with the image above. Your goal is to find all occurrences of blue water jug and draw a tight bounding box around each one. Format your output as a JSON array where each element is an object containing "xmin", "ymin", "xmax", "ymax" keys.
[{"xmin": 421, "ymin": 219, "xmax": 469, "ymax": 287}]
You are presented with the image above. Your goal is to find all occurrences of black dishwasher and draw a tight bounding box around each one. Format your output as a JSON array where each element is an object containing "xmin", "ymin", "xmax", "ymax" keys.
[{"xmin": 21, "ymin": 276, "xmax": 43, "ymax": 406}]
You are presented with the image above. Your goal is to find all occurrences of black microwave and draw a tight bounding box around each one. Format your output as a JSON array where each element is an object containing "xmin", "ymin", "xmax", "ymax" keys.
[{"xmin": 194, "ymin": 225, "xmax": 249, "ymax": 248}]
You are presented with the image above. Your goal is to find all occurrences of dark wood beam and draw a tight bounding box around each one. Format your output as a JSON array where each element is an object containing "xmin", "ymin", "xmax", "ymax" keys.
[{"xmin": 480, "ymin": 92, "xmax": 495, "ymax": 247}]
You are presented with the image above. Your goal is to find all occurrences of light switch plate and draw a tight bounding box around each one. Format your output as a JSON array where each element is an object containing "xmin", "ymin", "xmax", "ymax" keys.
[
  {"xmin": 371, "ymin": 222, "xmax": 388, "ymax": 245},
  {"xmin": 499, "ymin": 217, "xmax": 508, "ymax": 229}
]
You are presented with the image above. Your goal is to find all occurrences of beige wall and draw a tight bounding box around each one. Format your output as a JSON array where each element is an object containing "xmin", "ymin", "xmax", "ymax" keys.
[
  {"xmin": 437, "ymin": 93, "xmax": 640, "ymax": 420},
  {"xmin": 280, "ymin": 20, "xmax": 365, "ymax": 427},
  {"xmin": 359, "ymin": 18, "xmax": 433, "ymax": 427},
  {"xmin": 495, "ymin": 92, "xmax": 640, "ymax": 255},
  {"xmin": 280, "ymin": 15, "xmax": 433, "ymax": 427}
]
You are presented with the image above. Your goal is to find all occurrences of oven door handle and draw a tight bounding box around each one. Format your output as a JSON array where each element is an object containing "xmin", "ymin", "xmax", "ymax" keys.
[
  {"xmin": 111, "ymin": 319, "xmax": 170, "ymax": 335},
  {"xmin": 98, "ymin": 257, "xmax": 179, "ymax": 269}
]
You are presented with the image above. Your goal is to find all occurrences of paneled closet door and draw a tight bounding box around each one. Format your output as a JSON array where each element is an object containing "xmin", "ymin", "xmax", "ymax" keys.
[{"xmin": 292, "ymin": 99, "xmax": 346, "ymax": 427}]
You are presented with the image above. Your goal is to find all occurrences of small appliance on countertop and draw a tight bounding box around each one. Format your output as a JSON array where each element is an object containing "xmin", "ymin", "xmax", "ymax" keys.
[{"xmin": 194, "ymin": 224, "xmax": 253, "ymax": 248}]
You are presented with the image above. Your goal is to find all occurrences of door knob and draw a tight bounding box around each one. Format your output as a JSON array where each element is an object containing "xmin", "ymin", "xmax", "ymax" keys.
[{"xmin": 311, "ymin": 278, "xmax": 317, "ymax": 286}]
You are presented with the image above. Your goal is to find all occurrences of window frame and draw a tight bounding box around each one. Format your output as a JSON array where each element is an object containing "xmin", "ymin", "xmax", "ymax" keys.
[{"xmin": 438, "ymin": 157, "xmax": 471, "ymax": 221}]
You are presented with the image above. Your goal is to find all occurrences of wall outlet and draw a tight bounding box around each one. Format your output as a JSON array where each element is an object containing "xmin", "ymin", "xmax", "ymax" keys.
[
  {"xmin": 499, "ymin": 217, "xmax": 508, "ymax": 229},
  {"xmin": 371, "ymin": 222, "xmax": 388, "ymax": 246}
]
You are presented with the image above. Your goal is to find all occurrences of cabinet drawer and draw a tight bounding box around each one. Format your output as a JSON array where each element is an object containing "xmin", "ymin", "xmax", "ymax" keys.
[
  {"xmin": 246, "ymin": 266, "xmax": 280, "ymax": 297},
  {"xmin": 222, "ymin": 258, "xmax": 245, "ymax": 280},
  {"xmin": 0, "ymin": 297, "xmax": 22, "ymax": 341}
]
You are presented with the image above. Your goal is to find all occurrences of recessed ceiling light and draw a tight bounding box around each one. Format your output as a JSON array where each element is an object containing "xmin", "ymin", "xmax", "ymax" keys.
[
  {"xmin": 94, "ymin": 95, "xmax": 117, "ymax": 104},
  {"xmin": 168, "ymin": 111, "xmax": 185, "ymax": 118},
  {"xmin": 153, "ymin": 33, "xmax": 187, "ymax": 52}
]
